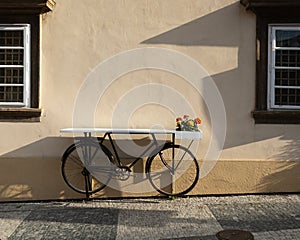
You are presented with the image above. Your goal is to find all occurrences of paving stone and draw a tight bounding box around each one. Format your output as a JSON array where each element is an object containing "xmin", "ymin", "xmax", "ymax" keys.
[
  {"xmin": 208, "ymin": 201, "xmax": 300, "ymax": 233},
  {"xmin": 7, "ymin": 207, "xmax": 118, "ymax": 240},
  {"xmin": 116, "ymin": 205, "xmax": 222, "ymax": 240},
  {"xmin": 1, "ymin": 194, "xmax": 300, "ymax": 240},
  {"xmin": 0, "ymin": 210, "xmax": 31, "ymax": 240}
]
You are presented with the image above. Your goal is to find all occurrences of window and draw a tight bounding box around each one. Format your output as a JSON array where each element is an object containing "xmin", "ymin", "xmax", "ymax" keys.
[
  {"xmin": 0, "ymin": 16, "xmax": 40, "ymax": 121},
  {"xmin": 0, "ymin": 25, "xmax": 30, "ymax": 107},
  {"xmin": 241, "ymin": 0, "xmax": 300, "ymax": 124},
  {"xmin": 268, "ymin": 26, "xmax": 300, "ymax": 110},
  {"xmin": 0, "ymin": 1, "xmax": 55, "ymax": 121}
]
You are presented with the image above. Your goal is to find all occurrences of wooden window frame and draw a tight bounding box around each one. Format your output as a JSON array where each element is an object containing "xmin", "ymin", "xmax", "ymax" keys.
[
  {"xmin": 0, "ymin": 15, "xmax": 40, "ymax": 122},
  {"xmin": 0, "ymin": 1, "xmax": 55, "ymax": 122},
  {"xmin": 241, "ymin": 0, "xmax": 300, "ymax": 124}
]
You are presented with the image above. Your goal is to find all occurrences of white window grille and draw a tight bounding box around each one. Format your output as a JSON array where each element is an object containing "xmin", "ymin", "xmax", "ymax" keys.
[
  {"xmin": 268, "ymin": 25, "xmax": 300, "ymax": 109},
  {"xmin": 0, "ymin": 24, "xmax": 30, "ymax": 107}
]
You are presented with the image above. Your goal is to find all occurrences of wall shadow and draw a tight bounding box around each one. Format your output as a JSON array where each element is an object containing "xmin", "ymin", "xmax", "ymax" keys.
[
  {"xmin": 257, "ymin": 136, "xmax": 300, "ymax": 192},
  {"xmin": 142, "ymin": 2, "xmax": 241, "ymax": 46},
  {"xmin": 141, "ymin": 1, "xmax": 286, "ymax": 149},
  {"xmin": 258, "ymin": 161, "xmax": 300, "ymax": 192},
  {"xmin": 0, "ymin": 136, "xmax": 168, "ymax": 201},
  {"xmin": 1, "ymin": 2, "xmax": 300, "ymax": 201},
  {"xmin": 0, "ymin": 137, "xmax": 82, "ymax": 201},
  {"xmin": 141, "ymin": 2, "xmax": 266, "ymax": 150},
  {"xmin": 141, "ymin": 0, "xmax": 300, "ymax": 194}
]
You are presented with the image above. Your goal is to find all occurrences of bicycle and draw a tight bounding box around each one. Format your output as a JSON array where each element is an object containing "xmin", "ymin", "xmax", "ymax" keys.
[{"xmin": 60, "ymin": 128, "xmax": 201, "ymax": 199}]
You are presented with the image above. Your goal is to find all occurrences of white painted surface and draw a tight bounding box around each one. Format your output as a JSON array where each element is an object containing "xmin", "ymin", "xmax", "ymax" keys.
[{"xmin": 60, "ymin": 128, "xmax": 202, "ymax": 140}]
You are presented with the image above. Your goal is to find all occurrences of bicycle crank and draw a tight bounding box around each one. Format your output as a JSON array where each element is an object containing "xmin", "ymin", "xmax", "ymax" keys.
[{"xmin": 114, "ymin": 166, "xmax": 131, "ymax": 181}]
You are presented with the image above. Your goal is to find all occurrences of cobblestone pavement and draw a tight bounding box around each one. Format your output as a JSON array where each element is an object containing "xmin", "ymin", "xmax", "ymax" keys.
[{"xmin": 0, "ymin": 194, "xmax": 299, "ymax": 240}]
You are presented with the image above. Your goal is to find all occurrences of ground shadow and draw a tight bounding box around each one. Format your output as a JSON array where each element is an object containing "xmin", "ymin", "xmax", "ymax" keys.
[
  {"xmin": 208, "ymin": 201, "xmax": 300, "ymax": 233},
  {"xmin": 3, "ymin": 200, "xmax": 300, "ymax": 239},
  {"xmin": 4, "ymin": 204, "xmax": 211, "ymax": 239}
]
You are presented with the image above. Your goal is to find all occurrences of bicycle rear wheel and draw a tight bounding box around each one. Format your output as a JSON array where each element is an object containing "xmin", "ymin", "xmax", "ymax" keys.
[
  {"xmin": 146, "ymin": 144, "xmax": 199, "ymax": 196},
  {"xmin": 61, "ymin": 140, "xmax": 114, "ymax": 195}
]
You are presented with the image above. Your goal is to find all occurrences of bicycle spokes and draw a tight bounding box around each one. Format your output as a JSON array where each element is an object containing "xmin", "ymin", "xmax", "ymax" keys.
[
  {"xmin": 146, "ymin": 144, "xmax": 199, "ymax": 196},
  {"xmin": 158, "ymin": 147, "xmax": 186, "ymax": 175},
  {"xmin": 61, "ymin": 141, "xmax": 114, "ymax": 195}
]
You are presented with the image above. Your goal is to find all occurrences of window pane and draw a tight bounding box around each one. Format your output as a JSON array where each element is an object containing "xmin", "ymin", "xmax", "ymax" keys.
[
  {"xmin": 276, "ymin": 30, "xmax": 300, "ymax": 47},
  {"xmin": 0, "ymin": 30, "xmax": 23, "ymax": 47},
  {"xmin": 0, "ymin": 25, "xmax": 29, "ymax": 107},
  {"xmin": 275, "ymin": 69, "xmax": 300, "ymax": 86},
  {"xmin": 0, "ymin": 68, "xmax": 23, "ymax": 84},
  {"xmin": 0, "ymin": 86, "xmax": 23, "ymax": 102},
  {"xmin": 0, "ymin": 49, "xmax": 23, "ymax": 65},
  {"xmin": 275, "ymin": 50, "xmax": 300, "ymax": 67},
  {"xmin": 275, "ymin": 88, "xmax": 300, "ymax": 106}
]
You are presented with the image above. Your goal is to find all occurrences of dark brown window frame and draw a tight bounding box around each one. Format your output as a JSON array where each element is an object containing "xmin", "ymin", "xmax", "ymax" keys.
[
  {"xmin": 0, "ymin": 0, "xmax": 55, "ymax": 15},
  {"xmin": 241, "ymin": 0, "xmax": 300, "ymax": 124},
  {"xmin": 0, "ymin": 0, "xmax": 55, "ymax": 122}
]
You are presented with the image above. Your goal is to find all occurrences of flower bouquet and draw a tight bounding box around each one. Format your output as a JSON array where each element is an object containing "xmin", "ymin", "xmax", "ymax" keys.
[{"xmin": 176, "ymin": 114, "xmax": 201, "ymax": 132}]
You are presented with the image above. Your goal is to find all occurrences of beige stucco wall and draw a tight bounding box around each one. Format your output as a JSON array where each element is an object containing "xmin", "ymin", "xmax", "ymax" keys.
[{"xmin": 0, "ymin": 0, "xmax": 299, "ymax": 201}]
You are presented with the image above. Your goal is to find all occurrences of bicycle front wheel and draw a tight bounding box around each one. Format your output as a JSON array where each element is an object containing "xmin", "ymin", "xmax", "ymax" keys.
[
  {"xmin": 61, "ymin": 141, "xmax": 114, "ymax": 195},
  {"xmin": 146, "ymin": 144, "xmax": 199, "ymax": 196}
]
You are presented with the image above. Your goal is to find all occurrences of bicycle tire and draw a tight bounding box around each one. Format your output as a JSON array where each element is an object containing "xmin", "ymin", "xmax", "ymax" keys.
[
  {"xmin": 146, "ymin": 144, "xmax": 199, "ymax": 196},
  {"xmin": 61, "ymin": 140, "xmax": 115, "ymax": 195}
]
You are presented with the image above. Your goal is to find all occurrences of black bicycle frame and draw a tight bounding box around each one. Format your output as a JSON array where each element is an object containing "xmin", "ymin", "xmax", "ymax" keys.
[{"xmin": 97, "ymin": 132, "xmax": 175, "ymax": 170}]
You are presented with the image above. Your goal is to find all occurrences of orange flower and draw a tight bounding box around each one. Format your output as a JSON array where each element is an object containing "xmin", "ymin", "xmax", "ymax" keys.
[
  {"xmin": 176, "ymin": 115, "xmax": 201, "ymax": 131},
  {"xmin": 194, "ymin": 117, "xmax": 201, "ymax": 124}
]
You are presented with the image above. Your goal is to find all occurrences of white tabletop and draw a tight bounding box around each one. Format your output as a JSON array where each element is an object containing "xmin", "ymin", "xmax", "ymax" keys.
[{"xmin": 60, "ymin": 128, "xmax": 202, "ymax": 140}]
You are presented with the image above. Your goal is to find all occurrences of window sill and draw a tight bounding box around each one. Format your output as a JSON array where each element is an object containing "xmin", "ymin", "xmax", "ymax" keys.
[
  {"xmin": 0, "ymin": 108, "xmax": 41, "ymax": 122},
  {"xmin": 252, "ymin": 110, "xmax": 300, "ymax": 124}
]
